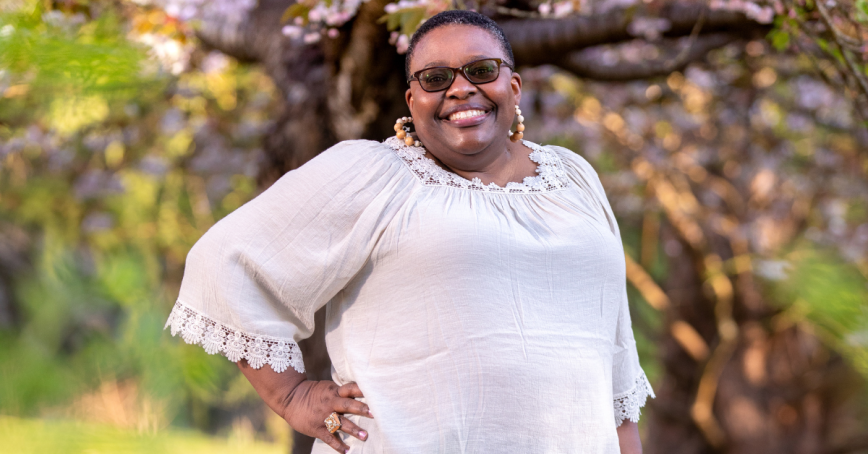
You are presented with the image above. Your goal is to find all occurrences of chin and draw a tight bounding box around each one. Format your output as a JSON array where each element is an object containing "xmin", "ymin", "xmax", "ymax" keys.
[
  {"xmin": 444, "ymin": 137, "xmax": 492, "ymax": 155},
  {"xmin": 440, "ymin": 128, "xmax": 501, "ymax": 155}
]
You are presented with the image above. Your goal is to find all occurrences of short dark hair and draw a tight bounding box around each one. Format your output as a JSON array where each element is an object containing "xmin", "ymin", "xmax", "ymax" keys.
[{"xmin": 405, "ymin": 10, "xmax": 515, "ymax": 82}]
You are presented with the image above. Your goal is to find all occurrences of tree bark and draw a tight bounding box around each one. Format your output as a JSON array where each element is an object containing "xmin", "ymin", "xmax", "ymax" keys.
[
  {"xmin": 558, "ymin": 33, "xmax": 739, "ymax": 81},
  {"xmin": 500, "ymin": 2, "xmax": 757, "ymax": 67}
]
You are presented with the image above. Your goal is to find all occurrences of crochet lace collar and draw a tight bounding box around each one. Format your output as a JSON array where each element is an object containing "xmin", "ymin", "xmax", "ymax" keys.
[{"xmin": 384, "ymin": 136, "xmax": 571, "ymax": 194}]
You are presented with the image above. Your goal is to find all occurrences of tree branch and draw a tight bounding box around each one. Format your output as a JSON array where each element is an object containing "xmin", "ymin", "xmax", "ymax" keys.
[
  {"xmin": 815, "ymin": 0, "xmax": 868, "ymax": 100},
  {"xmin": 501, "ymin": 2, "xmax": 762, "ymax": 67},
  {"xmin": 195, "ymin": 0, "xmax": 292, "ymax": 63},
  {"xmin": 558, "ymin": 33, "xmax": 737, "ymax": 81}
]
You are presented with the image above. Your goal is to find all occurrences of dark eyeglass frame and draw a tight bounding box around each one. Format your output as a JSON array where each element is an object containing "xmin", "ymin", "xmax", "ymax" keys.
[{"xmin": 407, "ymin": 58, "xmax": 514, "ymax": 92}]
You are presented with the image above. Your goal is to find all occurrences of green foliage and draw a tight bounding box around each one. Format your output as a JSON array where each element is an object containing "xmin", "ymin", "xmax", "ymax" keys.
[
  {"xmin": 0, "ymin": 334, "xmax": 75, "ymax": 414},
  {"xmin": 768, "ymin": 245, "xmax": 868, "ymax": 377},
  {"xmin": 856, "ymin": 0, "xmax": 868, "ymax": 24},
  {"xmin": 0, "ymin": 3, "xmax": 162, "ymax": 98},
  {"xmin": 282, "ymin": 3, "xmax": 311, "ymax": 25},
  {"xmin": 0, "ymin": 0, "xmax": 276, "ymax": 436},
  {"xmin": 768, "ymin": 29, "xmax": 790, "ymax": 52},
  {"xmin": 380, "ymin": 6, "xmax": 434, "ymax": 36}
]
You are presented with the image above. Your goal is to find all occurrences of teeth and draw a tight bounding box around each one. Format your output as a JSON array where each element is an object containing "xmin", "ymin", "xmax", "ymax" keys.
[{"xmin": 448, "ymin": 109, "xmax": 485, "ymax": 121}]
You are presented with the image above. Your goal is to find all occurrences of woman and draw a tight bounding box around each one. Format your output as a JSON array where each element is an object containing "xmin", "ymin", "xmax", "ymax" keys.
[{"xmin": 166, "ymin": 10, "xmax": 653, "ymax": 454}]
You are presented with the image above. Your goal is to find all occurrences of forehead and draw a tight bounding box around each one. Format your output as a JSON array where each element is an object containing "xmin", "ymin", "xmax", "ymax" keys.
[{"xmin": 409, "ymin": 24, "xmax": 506, "ymax": 71}]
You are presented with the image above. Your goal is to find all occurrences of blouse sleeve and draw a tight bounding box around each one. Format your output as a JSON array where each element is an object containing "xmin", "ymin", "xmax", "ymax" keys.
[
  {"xmin": 165, "ymin": 140, "xmax": 406, "ymax": 374},
  {"xmin": 550, "ymin": 145, "xmax": 656, "ymax": 426}
]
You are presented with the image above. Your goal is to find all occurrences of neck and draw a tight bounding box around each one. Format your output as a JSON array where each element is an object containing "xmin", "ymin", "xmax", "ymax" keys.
[{"xmin": 424, "ymin": 137, "xmax": 534, "ymax": 187}]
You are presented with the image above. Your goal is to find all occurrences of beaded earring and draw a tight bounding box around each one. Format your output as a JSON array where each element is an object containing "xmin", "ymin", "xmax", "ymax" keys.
[
  {"xmin": 394, "ymin": 116, "xmax": 422, "ymax": 147},
  {"xmin": 509, "ymin": 105, "xmax": 524, "ymax": 142}
]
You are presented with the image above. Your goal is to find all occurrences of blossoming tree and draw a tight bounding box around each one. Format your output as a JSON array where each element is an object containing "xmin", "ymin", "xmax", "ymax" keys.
[
  {"xmin": 3, "ymin": 0, "xmax": 865, "ymax": 453},
  {"xmin": 160, "ymin": 1, "xmax": 868, "ymax": 453}
]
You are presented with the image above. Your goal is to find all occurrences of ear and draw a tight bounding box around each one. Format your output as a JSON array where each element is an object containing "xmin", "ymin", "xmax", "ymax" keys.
[
  {"xmin": 405, "ymin": 87, "xmax": 414, "ymax": 113},
  {"xmin": 510, "ymin": 71, "xmax": 522, "ymax": 107}
]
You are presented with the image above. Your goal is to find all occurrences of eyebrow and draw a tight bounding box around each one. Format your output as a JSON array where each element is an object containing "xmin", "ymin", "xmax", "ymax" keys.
[{"xmin": 420, "ymin": 55, "xmax": 492, "ymax": 70}]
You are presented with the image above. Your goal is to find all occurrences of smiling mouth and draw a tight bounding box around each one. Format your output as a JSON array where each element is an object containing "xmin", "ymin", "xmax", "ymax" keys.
[{"xmin": 447, "ymin": 109, "xmax": 489, "ymax": 121}]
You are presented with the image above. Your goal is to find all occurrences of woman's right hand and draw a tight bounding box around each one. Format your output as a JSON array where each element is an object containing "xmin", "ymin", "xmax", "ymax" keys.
[
  {"xmin": 283, "ymin": 380, "xmax": 373, "ymax": 453},
  {"xmin": 237, "ymin": 360, "xmax": 373, "ymax": 453}
]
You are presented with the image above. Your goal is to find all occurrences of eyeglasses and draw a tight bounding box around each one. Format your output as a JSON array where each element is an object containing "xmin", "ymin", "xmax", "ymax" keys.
[{"xmin": 408, "ymin": 58, "xmax": 514, "ymax": 92}]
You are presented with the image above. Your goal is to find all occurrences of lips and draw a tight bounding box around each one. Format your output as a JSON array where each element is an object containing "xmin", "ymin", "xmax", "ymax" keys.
[
  {"xmin": 448, "ymin": 109, "xmax": 486, "ymax": 121},
  {"xmin": 439, "ymin": 104, "xmax": 493, "ymax": 127}
]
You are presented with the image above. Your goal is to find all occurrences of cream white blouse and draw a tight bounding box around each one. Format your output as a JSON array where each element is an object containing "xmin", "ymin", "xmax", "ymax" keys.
[{"xmin": 166, "ymin": 137, "xmax": 654, "ymax": 453}]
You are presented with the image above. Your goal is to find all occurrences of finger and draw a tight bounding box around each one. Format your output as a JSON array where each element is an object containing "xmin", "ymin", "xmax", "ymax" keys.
[
  {"xmin": 337, "ymin": 382, "xmax": 364, "ymax": 399},
  {"xmin": 338, "ymin": 416, "xmax": 368, "ymax": 441},
  {"xmin": 319, "ymin": 428, "xmax": 350, "ymax": 454},
  {"xmin": 334, "ymin": 396, "xmax": 373, "ymax": 418}
]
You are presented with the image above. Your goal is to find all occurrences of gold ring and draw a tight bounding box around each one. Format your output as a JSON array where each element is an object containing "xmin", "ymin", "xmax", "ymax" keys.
[{"xmin": 324, "ymin": 412, "xmax": 341, "ymax": 434}]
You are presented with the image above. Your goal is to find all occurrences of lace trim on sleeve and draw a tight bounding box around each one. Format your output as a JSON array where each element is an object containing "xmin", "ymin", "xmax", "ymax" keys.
[
  {"xmin": 165, "ymin": 300, "xmax": 305, "ymax": 374},
  {"xmin": 614, "ymin": 371, "xmax": 655, "ymax": 426}
]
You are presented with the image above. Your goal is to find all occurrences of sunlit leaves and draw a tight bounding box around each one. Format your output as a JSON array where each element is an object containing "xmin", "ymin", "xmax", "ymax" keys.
[
  {"xmin": 768, "ymin": 29, "xmax": 790, "ymax": 52},
  {"xmin": 858, "ymin": 0, "xmax": 868, "ymax": 24},
  {"xmin": 47, "ymin": 96, "xmax": 110, "ymax": 135},
  {"xmin": 0, "ymin": 3, "xmax": 159, "ymax": 98},
  {"xmin": 0, "ymin": 0, "xmax": 275, "ymax": 430},
  {"xmin": 380, "ymin": 5, "xmax": 428, "ymax": 37},
  {"xmin": 768, "ymin": 245, "xmax": 868, "ymax": 377}
]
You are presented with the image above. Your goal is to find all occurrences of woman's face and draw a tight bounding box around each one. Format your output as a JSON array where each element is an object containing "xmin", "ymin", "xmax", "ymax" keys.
[{"xmin": 405, "ymin": 25, "xmax": 521, "ymax": 169}]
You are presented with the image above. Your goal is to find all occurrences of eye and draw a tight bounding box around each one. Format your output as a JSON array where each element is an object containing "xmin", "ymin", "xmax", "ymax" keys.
[
  {"xmin": 468, "ymin": 66, "xmax": 493, "ymax": 76},
  {"xmin": 423, "ymin": 70, "xmax": 450, "ymax": 83}
]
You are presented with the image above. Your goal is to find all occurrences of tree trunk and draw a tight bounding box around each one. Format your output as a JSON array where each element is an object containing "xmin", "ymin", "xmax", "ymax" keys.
[{"xmin": 644, "ymin": 224, "xmax": 867, "ymax": 454}]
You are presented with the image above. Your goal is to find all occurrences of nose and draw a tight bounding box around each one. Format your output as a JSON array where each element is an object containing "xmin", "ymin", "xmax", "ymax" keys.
[{"xmin": 445, "ymin": 71, "xmax": 477, "ymax": 99}]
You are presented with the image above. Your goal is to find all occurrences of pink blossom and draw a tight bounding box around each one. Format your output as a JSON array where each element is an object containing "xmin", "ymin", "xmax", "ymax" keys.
[
  {"xmin": 744, "ymin": 3, "xmax": 775, "ymax": 23},
  {"xmin": 396, "ymin": 34, "xmax": 409, "ymax": 54},
  {"xmin": 552, "ymin": 1, "xmax": 574, "ymax": 18},
  {"xmin": 282, "ymin": 25, "xmax": 304, "ymax": 39}
]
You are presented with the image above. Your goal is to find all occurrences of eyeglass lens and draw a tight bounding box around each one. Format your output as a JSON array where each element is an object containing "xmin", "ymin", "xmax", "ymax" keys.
[{"xmin": 419, "ymin": 59, "xmax": 502, "ymax": 92}]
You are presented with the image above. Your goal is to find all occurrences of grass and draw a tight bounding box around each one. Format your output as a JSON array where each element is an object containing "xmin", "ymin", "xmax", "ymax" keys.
[{"xmin": 0, "ymin": 416, "xmax": 286, "ymax": 454}]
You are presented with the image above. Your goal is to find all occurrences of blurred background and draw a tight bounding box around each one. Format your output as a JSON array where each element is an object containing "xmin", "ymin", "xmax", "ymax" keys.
[{"xmin": 1, "ymin": 0, "xmax": 867, "ymax": 453}]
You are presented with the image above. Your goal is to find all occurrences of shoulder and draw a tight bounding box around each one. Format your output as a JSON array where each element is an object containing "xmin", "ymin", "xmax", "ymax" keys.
[
  {"xmin": 542, "ymin": 144, "xmax": 600, "ymax": 180},
  {"xmin": 321, "ymin": 139, "xmax": 396, "ymax": 159},
  {"xmin": 539, "ymin": 142, "xmax": 613, "ymax": 209},
  {"xmin": 303, "ymin": 139, "xmax": 398, "ymax": 171},
  {"xmin": 204, "ymin": 140, "xmax": 408, "ymax": 239},
  {"xmin": 270, "ymin": 139, "xmax": 403, "ymax": 188}
]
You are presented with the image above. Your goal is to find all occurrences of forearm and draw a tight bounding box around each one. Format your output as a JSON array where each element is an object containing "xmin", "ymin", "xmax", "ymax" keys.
[
  {"xmin": 617, "ymin": 420, "xmax": 642, "ymax": 454},
  {"xmin": 237, "ymin": 359, "xmax": 307, "ymax": 418}
]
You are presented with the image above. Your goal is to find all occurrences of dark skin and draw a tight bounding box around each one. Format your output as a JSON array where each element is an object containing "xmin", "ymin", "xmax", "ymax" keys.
[
  {"xmin": 405, "ymin": 25, "xmax": 538, "ymax": 186},
  {"xmin": 238, "ymin": 23, "xmax": 643, "ymax": 454},
  {"xmin": 237, "ymin": 359, "xmax": 372, "ymax": 454}
]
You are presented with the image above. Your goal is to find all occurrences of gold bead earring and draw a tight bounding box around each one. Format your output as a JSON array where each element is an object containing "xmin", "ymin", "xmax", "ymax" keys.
[
  {"xmin": 394, "ymin": 116, "xmax": 422, "ymax": 147},
  {"xmin": 509, "ymin": 105, "xmax": 524, "ymax": 142}
]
